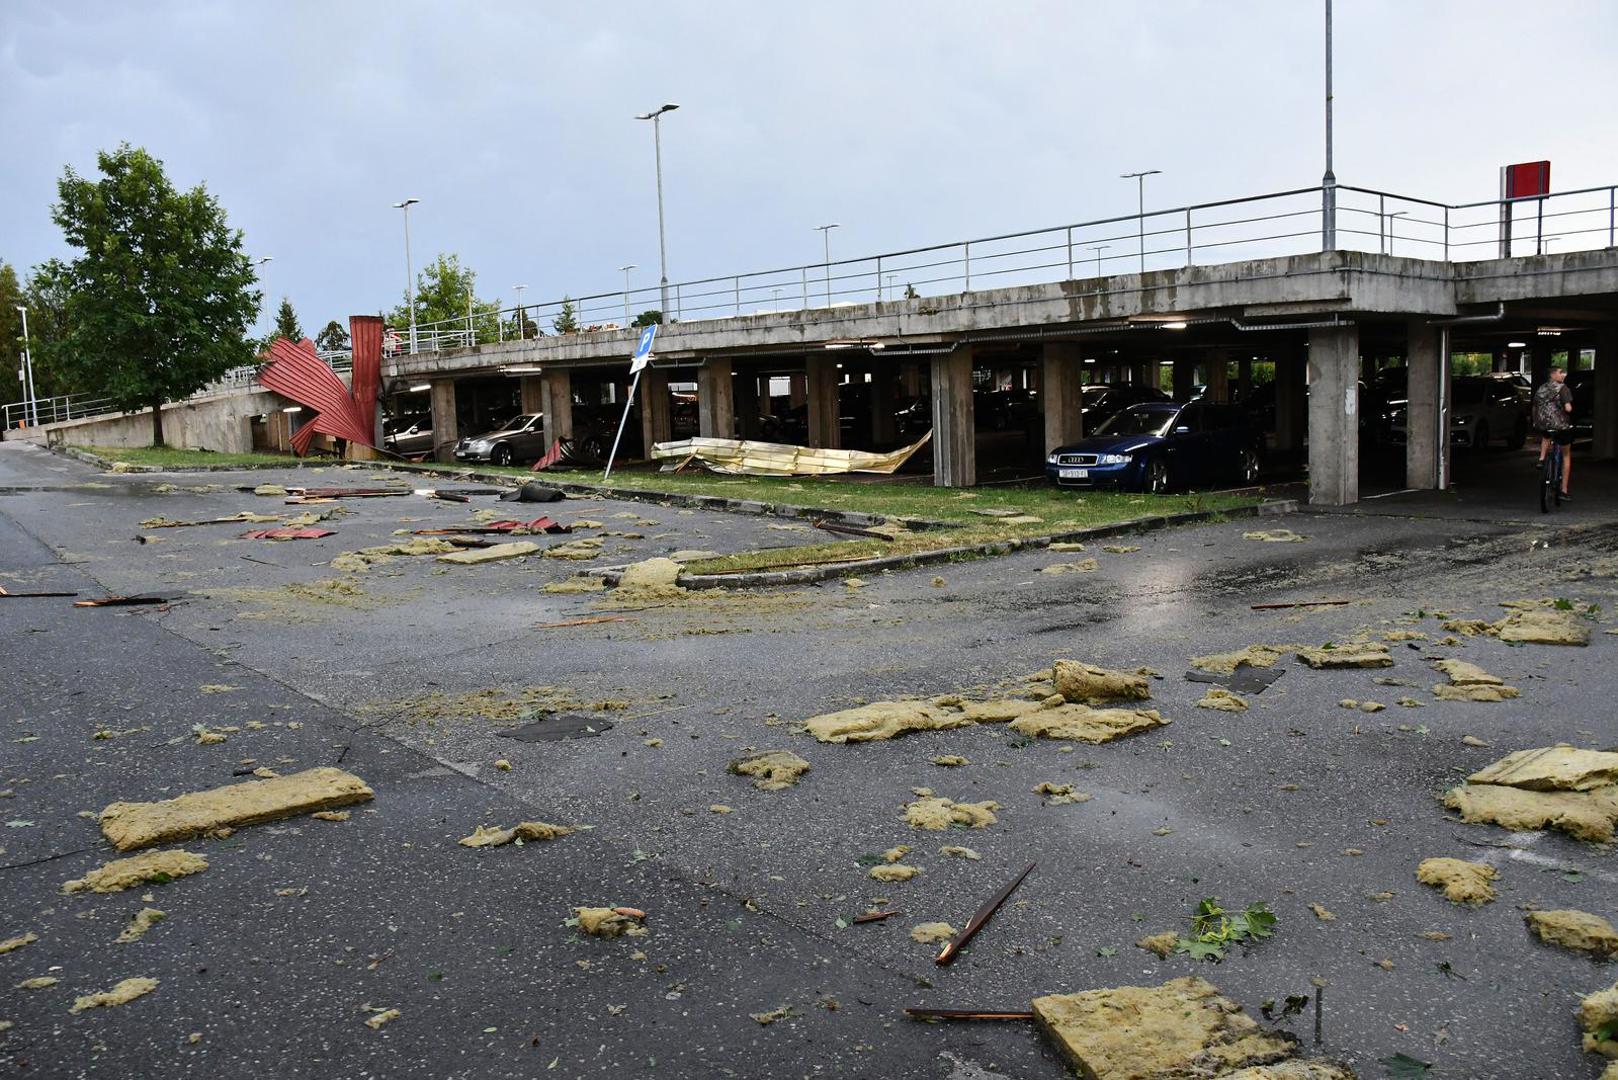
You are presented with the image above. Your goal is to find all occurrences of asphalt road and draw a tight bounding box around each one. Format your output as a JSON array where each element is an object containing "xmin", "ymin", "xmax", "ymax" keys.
[{"xmin": 2, "ymin": 440, "xmax": 1616, "ymax": 1080}]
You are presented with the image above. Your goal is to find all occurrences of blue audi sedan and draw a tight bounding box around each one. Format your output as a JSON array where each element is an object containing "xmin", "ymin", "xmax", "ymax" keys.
[{"xmin": 1045, "ymin": 400, "xmax": 1261, "ymax": 493}]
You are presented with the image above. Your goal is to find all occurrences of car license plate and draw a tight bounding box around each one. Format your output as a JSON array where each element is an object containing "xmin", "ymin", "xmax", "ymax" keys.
[{"xmin": 1058, "ymin": 467, "xmax": 1089, "ymax": 479}]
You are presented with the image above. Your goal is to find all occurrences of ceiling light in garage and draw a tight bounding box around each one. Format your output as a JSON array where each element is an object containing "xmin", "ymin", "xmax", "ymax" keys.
[
  {"xmin": 282, "ymin": 406, "xmax": 303, "ymax": 413},
  {"xmin": 1507, "ymin": 341, "xmax": 1527, "ymax": 348},
  {"xmin": 408, "ymin": 383, "xmax": 431, "ymax": 393},
  {"xmin": 1162, "ymin": 321, "xmax": 1188, "ymax": 330}
]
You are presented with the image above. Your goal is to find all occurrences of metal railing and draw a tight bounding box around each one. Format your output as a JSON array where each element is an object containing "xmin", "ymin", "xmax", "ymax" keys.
[
  {"xmin": 391, "ymin": 180, "xmax": 1618, "ymax": 356},
  {"xmin": 3, "ymin": 350, "xmax": 354, "ymax": 432}
]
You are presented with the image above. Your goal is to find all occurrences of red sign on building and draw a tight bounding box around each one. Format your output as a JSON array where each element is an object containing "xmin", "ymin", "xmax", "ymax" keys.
[{"xmin": 1501, "ymin": 160, "xmax": 1551, "ymax": 200}]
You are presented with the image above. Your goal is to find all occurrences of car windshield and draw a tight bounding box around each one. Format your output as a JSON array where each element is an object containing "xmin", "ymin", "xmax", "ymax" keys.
[
  {"xmin": 1451, "ymin": 383, "xmax": 1488, "ymax": 405},
  {"xmin": 1095, "ymin": 405, "xmax": 1177, "ymax": 437},
  {"xmin": 495, "ymin": 415, "xmax": 536, "ymax": 430}
]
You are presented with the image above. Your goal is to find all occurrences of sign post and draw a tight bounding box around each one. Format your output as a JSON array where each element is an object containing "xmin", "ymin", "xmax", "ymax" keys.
[
  {"xmin": 1499, "ymin": 160, "xmax": 1551, "ymax": 258},
  {"xmin": 603, "ymin": 324, "xmax": 658, "ymax": 481}
]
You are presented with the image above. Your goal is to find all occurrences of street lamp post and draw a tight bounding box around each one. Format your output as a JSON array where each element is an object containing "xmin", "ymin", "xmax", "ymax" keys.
[
  {"xmin": 16, "ymin": 305, "xmax": 37, "ymax": 428},
  {"xmin": 512, "ymin": 284, "xmax": 528, "ymax": 340},
  {"xmin": 618, "ymin": 264, "xmax": 637, "ymax": 327},
  {"xmin": 1322, "ymin": 0, "xmax": 1337, "ymax": 250},
  {"xmin": 251, "ymin": 256, "xmax": 272, "ymax": 342},
  {"xmin": 1385, "ymin": 211, "xmax": 1407, "ymax": 255},
  {"xmin": 885, "ymin": 274, "xmax": 896, "ymax": 301},
  {"xmin": 1120, "ymin": 171, "xmax": 1161, "ymax": 275},
  {"xmin": 1088, "ymin": 244, "xmax": 1110, "ymax": 277},
  {"xmin": 814, "ymin": 223, "xmax": 841, "ymax": 306},
  {"xmin": 392, "ymin": 198, "xmax": 420, "ymax": 352},
  {"xmin": 634, "ymin": 104, "xmax": 679, "ymax": 321}
]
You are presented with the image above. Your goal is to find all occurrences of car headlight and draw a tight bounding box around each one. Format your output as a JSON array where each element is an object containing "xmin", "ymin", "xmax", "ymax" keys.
[
  {"xmin": 1046, "ymin": 453, "xmax": 1060, "ymax": 464},
  {"xmin": 1453, "ymin": 416, "xmax": 1470, "ymax": 425},
  {"xmin": 1098, "ymin": 453, "xmax": 1131, "ymax": 465},
  {"xmin": 469, "ymin": 439, "xmax": 493, "ymax": 450}
]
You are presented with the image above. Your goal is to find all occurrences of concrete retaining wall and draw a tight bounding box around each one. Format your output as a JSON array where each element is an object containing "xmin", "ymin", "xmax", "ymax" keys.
[{"xmin": 31, "ymin": 388, "xmax": 290, "ymax": 453}]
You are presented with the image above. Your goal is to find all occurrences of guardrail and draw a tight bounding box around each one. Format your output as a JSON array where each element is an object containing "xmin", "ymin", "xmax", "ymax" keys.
[{"xmin": 392, "ymin": 180, "xmax": 1618, "ymax": 355}]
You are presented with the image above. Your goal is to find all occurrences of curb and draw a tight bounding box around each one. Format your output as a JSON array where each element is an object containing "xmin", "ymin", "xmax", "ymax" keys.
[{"xmin": 601, "ymin": 498, "xmax": 1297, "ymax": 590}]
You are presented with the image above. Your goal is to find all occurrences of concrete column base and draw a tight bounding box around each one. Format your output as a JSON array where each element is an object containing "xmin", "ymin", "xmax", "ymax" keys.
[
  {"xmin": 931, "ymin": 345, "xmax": 977, "ymax": 487},
  {"xmin": 1404, "ymin": 319, "xmax": 1442, "ymax": 490},
  {"xmin": 1307, "ymin": 325, "xmax": 1360, "ymax": 506},
  {"xmin": 806, "ymin": 357, "xmax": 840, "ymax": 448},
  {"xmin": 697, "ymin": 359, "xmax": 735, "ymax": 439},
  {"xmin": 1042, "ymin": 341, "xmax": 1084, "ymax": 455},
  {"xmin": 540, "ymin": 369, "xmax": 573, "ymax": 447},
  {"xmin": 429, "ymin": 379, "xmax": 459, "ymax": 462},
  {"xmin": 639, "ymin": 368, "xmax": 671, "ymax": 454}
]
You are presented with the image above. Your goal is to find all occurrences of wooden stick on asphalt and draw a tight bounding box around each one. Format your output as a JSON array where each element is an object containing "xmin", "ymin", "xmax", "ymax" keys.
[{"xmin": 935, "ymin": 862, "xmax": 1036, "ymax": 966}]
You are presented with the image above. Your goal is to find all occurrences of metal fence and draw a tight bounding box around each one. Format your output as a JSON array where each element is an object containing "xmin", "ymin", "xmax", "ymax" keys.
[{"xmin": 393, "ymin": 180, "xmax": 1617, "ymax": 355}]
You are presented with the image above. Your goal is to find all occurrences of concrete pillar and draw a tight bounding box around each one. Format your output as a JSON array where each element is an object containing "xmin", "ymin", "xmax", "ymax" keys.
[
  {"xmin": 734, "ymin": 371, "xmax": 760, "ymax": 439},
  {"xmin": 1307, "ymin": 324, "xmax": 1360, "ymax": 506},
  {"xmin": 519, "ymin": 376, "xmax": 544, "ymax": 416},
  {"xmin": 697, "ymin": 358, "xmax": 734, "ymax": 439},
  {"xmin": 1595, "ymin": 326, "xmax": 1618, "ymax": 461},
  {"xmin": 1042, "ymin": 341, "xmax": 1085, "ymax": 455},
  {"xmin": 540, "ymin": 369, "xmax": 573, "ymax": 445},
  {"xmin": 930, "ymin": 345, "xmax": 977, "ymax": 487},
  {"xmin": 900, "ymin": 363, "xmax": 923, "ymax": 397},
  {"xmin": 870, "ymin": 369, "xmax": 897, "ymax": 446},
  {"xmin": 1237, "ymin": 357, "xmax": 1253, "ymax": 404},
  {"xmin": 806, "ymin": 356, "xmax": 840, "ymax": 448},
  {"xmin": 1206, "ymin": 351, "xmax": 1231, "ymax": 404},
  {"xmin": 1405, "ymin": 319, "xmax": 1442, "ymax": 490},
  {"xmin": 1530, "ymin": 344, "xmax": 1552, "ymax": 390},
  {"xmin": 1135, "ymin": 360, "xmax": 1159, "ymax": 390},
  {"xmin": 788, "ymin": 372, "xmax": 807, "ymax": 407},
  {"xmin": 429, "ymin": 379, "xmax": 459, "ymax": 462},
  {"xmin": 1172, "ymin": 357, "xmax": 1195, "ymax": 402},
  {"xmin": 640, "ymin": 368, "xmax": 671, "ymax": 452},
  {"xmin": 1274, "ymin": 350, "xmax": 1304, "ymax": 453}
]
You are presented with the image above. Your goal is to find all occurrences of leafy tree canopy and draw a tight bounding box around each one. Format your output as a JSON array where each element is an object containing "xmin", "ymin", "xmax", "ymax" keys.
[
  {"xmin": 389, "ymin": 253, "xmax": 502, "ymax": 345},
  {"xmin": 314, "ymin": 319, "xmax": 349, "ymax": 352},
  {"xmin": 553, "ymin": 296, "xmax": 579, "ymax": 335},
  {"xmin": 273, "ymin": 297, "xmax": 303, "ymax": 343},
  {"xmin": 48, "ymin": 144, "xmax": 260, "ymax": 444},
  {"xmin": 630, "ymin": 309, "xmax": 663, "ymax": 328}
]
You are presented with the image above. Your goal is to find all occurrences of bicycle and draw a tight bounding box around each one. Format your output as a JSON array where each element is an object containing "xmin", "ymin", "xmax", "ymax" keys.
[{"xmin": 1540, "ymin": 437, "xmax": 1566, "ymax": 514}]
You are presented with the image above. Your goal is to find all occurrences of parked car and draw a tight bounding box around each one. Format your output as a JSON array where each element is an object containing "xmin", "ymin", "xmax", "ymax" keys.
[
  {"xmin": 1388, "ymin": 375, "xmax": 1529, "ymax": 451},
  {"xmin": 453, "ymin": 413, "xmax": 547, "ymax": 466},
  {"xmin": 975, "ymin": 388, "xmax": 1040, "ymax": 431},
  {"xmin": 382, "ymin": 413, "xmax": 434, "ymax": 457},
  {"xmin": 1046, "ymin": 400, "xmax": 1261, "ymax": 492},
  {"xmin": 1080, "ymin": 384, "xmax": 1169, "ymax": 432}
]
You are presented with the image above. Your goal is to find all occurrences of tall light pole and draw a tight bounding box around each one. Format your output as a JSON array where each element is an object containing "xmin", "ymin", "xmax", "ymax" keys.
[
  {"xmin": 1088, "ymin": 244, "xmax": 1110, "ymax": 277},
  {"xmin": 1120, "ymin": 171, "xmax": 1160, "ymax": 275},
  {"xmin": 392, "ymin": 198, "xmax": 420, "ymax": 353},
  {"xmin": 634, "ymin": 103, "xmax": 679, "ymax": 321},
  {"xmin": 1385, "ymin": 211, "xmax": 1407, "ymax": 255},
  {"xmin": 885, "ymin": 273, "xmax": 896, "ymax": 301},
  {"xmin": 251, "ymin": 256, "xmax": 272, "ymax": 340},
  {"xmin": 618, "ymin": 264, "xmax": 637, "ymax": 327},
  {"xmin": 815, "ymin": 223, "xmax": 841, "ymax": 305},
  {"xmin": 16, "ymin": 305, "xmax": 37, "ymax": 427},
  {"xmin": 1322, "ymin": 0, "xmax": 1336, "ymax": 250},
  {"xmin": 512, "ymin": 284, "xmax": 528, "ymax": 340}
]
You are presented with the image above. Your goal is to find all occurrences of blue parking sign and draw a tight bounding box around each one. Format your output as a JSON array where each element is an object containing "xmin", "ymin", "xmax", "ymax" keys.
[{"xmin": 634, "ymin": 324, "xmax": 657, "ymax": 360}]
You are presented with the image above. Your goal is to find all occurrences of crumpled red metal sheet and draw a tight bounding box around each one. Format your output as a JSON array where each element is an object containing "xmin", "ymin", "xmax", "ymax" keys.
[
  {"xmin": 239, "ymin": 527, "xmax": 336, "ymax": 540},
  {"xmin": 348, "ymin": 315, "xmax": 383, "ymax": 438},
  {"xmin": 257, "ymin": 337, "xmax": 375, "ymax": 453}
]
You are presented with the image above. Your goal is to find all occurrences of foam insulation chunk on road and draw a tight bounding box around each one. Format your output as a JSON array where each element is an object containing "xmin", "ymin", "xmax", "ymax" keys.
[
  {"xmin": 1135, "ymin": 932, "xmax": 1179, "ymax": 958},
  {"xmin": 869, "ymin": 864, "xmax": 921, "ymax": 882},
  {"xmin": 1581, "ymin": 981, "xmax": 1618, "ymax": 1058},
  {"xmin": 1415, "ymin": 857, "xmax": 1497, "ymax": 905},
  {"xmin": 544, "ymin": 537, "xmax": 604, "ymax": 560},
  {"xmin": 1445, "ymin": 749, "xmax": 1618, "ymax": 842},
  {"xmin": 69, "ymin": 976, "xmax": 158, "ymax": 1014},
  {"xmin": 910, "ymin": 922, "xmax": 956, "ymax": 944},
  {"xmin": 1052, "ymin": 661, "xmax": 1151, "ymax": 704},
  {"xmin": 904, "ymin": 796, "xmax": 998, "ymax": 830},
  {"xmin": 1190, "ymin": 645, "xmax": 1296, "ymax": 675},
  {"xmin": 1469, "ymin": 747, "xmax": 1618, "ymax": 791},
  {"xmin": 1295, "ymin": 642, "xmax": 1392, "ymax": 668},
  {"xmin": 436, "ymin": 540, "xmax": 540, "ymax": 565},
  {"xmin": 98, "ymin": 766, "xmax": 373, "ymax": 851},
  {"xmin": 1243, "ymin": 528, "xmax": 1307, "ymax": 542},
  {"xmin": 1525, "ymin": 909, "xmax": 1618, "ymax": 957},
  {"xmin": 0, "ymin": 933, "xmax": 36, "ymax": 955},
  {"xmin": 63, "ymin": 850, "xmax": 209, "ymax": 894},
  {"xmin": 331, "ymin": 538, "xmax": 457, "ymax": 570},
  {"xmin": 1495, "ymin": 606, "xmax": 1591, "ymax": 646},
  {"xmin": 939, "ymin": 845, "xmax": 980, "ymax": 860},
  {"xmin": 1040, "ymin": 558, "xmax": 1098, "ymax": 575},
  {"xmin": 1197, "ymin": 687, "xmax": 1249, "ymax": 712},
  {"xmin": 115, "ymin": 908, "xmax": 166, "ymax": 943},
  {"xmin": 573, "ymin": 907, "xmax": 648, "ymax": 938},
  {"xmin": 1031, "ymin": 977, "xmax": 1300, "ymax": 1080},
  {"xmin": 458, "ymin": 822, "xmax": 573, "ymax": 848},
  {"xmin": 1008, "ymin": 704, "xmax": 1169, "ymax": 744},
  {"xmin": 727, "ymin": 750, "xmax": 811, "ymax": 791},
  {"xmin": 613, "ymin": 557, "xmax": 684, "ymax": 599}
]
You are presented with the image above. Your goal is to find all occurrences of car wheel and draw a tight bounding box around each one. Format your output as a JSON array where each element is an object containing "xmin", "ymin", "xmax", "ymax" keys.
[
  {"xmin": 1472, "ymin": 422, "xmax": 1490, "ymax": 454},
  {"xmin": 1145, "ymin": 457, "xmax": 1172, "ymax": 494},
  {"xmin": 1239, "ymin": 448, "xmax": 1260, "ymax": 485},
  {"xmin": 491, "ymin": 444, "xmax": 514, "ymax": 467}
]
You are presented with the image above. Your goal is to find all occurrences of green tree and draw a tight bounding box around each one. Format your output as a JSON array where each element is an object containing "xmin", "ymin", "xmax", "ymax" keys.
[
  {"xmin": 314, "ymin": 319, "xmax": 349, "ymax": 352},
  {"xmin": 0, "ymin": 262, "xmax": 22, "ymax": 408},
  {"xmin": 49, "ymin": 145, "xmax": 259, "ymax": 445},
  {"xmin": 505, "ymin": 306, "xmax": 539, "ymax": 340},
  {"xmin": 553, "ymin": 296, "xmax": 579, "ymax": 335},
  {"xmin": 389, "ymin": 253, "xmax": 500, "ymax": 345},
  {"xmin": 23, "ymin": 260, "xmax": 78, "ymax": 400},
  {"xmin": 273, "ymin": 297, "xmax": 303, "ymax": 342},
  {"xmin": 630, "ymin": 309, "xmax": 662, "ymax": 328}
]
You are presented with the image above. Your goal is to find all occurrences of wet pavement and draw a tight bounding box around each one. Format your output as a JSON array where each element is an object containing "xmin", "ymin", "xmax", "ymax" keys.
[{"xmin": 2, "ymin": 440, "xmax": 1616, "ymax": 1079}]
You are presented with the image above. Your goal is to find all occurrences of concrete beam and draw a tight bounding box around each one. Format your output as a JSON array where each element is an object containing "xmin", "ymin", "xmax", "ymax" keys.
[
  {"xmin": 1404, "ymin": 319, "xmax": 1442, "ymax": 489},
  {"xmin": 1595, "ymin": 325, "xmax": 1618, "ymax": 461},
  {"xmin": 697, "ymin": 358, "xmax": 734, "ymax": 439},
  {"xmin": 1042, "ymin": 341, "xmax": 1085, "ymax": 455},
  {"xmin": 640, "ymin": 367, "xmax": 671, "ymax": 453},
  {"xmin": 1307, "ymin": 324, "xmax": 1360, "ymax": 506},
  {"xmin": 429, "ymin": 379, "xmax": 459, "ymax": 462},
  {"xmin": 806, "ymin": 356, "xmax": 840, "ymax": 449},
  {"xmin": 540, "ymin": 369, "xmax": 573, "ymax": 445},
  {"xmin": 931, "ymin": 345, "xmax": 977, "ymax": 487}
]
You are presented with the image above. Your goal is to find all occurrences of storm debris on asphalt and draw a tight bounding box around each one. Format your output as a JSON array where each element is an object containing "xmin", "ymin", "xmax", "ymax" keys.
[
  {"xmin": 98, "ymin": 767, "xmax": 374, "ymax": 851},
  {"xmin": 931, "ymin": 754, "xmax": 970, "ymax": 767},
  {"xmin": 1040, "ymin": 558, "xmax": 1098, "ymax": 575},
  {"xmin": 935, "ymin": 862, "xmax": 1035, "ymax": 965},
  {"xmin": 1033, "ymin": 782, "xmax": 1091, "ymax": 805},
  {"xmin": 363, "ymin": 1007, "xmax": 400, "ymax": 1030},
  {"xmin": 1580, "ymin": 980, "xmax": 1618, "ymax": 1059},
  {"xmin": 1444, "ymin": 747, "xmax": 1618, "ymax": 843},
  {"xmin": 748, "ymin": 1006, "xmax": 792, "ymax": 1025},
  {"xmin": 1052, "ymin": 660, "xmax": 1152, "ymax": 704},
  {"xmin": 1524, "ymin": 909, "xmax": 1618, "ymax": 958},
  {"xmin": 115, "ymin": 908, "xmax": 166, "ymax": 944},
  {"xmin": 727, "ymin": 750, "xmax": 811, "ymax": 790},
  {"xmin": 909, "ymin": 922, "xmax": 956, "ymax": 944},
  {"xmin": 457, "ymin": 822, "xmax": 574, "ymax": 848},
  {"xmin": 1415, "ymin": 858, "xmax": 1498, "ymax": 905},
  {"xmin": 1431, "ymin": 658, "xmax": 1521, "ymax": 702},
  {"xmin": 1242, "ymin": 528, "xmax": 1307, "ymax": 542},
  {"xmin": 329, "ymin": 538, "xmax": 458, "ymax": 571},
  {"xmin": 436, "ymin": 540, "xmax": 541, "ymax": 565},
  {"xmin": 1295, "ymin": 642, "xmax": 1393, "ymax": 669},
  {"xmin": 869, "ymin": 864, "xmax": 921, "ymax": 882},
  {"xmin": 1136, "ymin": 932, "xmax": 1179, "ymax": 958},
  {"xmin": 69, "ymin": 976, "xmax": 158, "ymax": 1014},
  {"xmin": 612, "ymin": 557, "xmax": 685, "ymax": 601},
  {"xmin": 1494, "ymin": 604, "xmax": 1592, "ymax": 646},
  {"xmin": 62, "ymin": 850, "xmax": 209, "ymax": 894},
  {"xmin": 543, "ymin": 537, "xmax": 605, "ymax": 560},
  {"xmin": 1198, "ymin": 687, "xmax": 1249, "ymax": 711},
  {"xmin": 1007, "ymin": 704, "xmax": 1169, "ymax": 744},
  {"xmin": 1190, "ymin": 645, "xmax": 1296, "ymax": 675},
  {"xmin": 904, "ymin": 796, "xmax": 999, "ymax": 830},
  {"xmin": 0, "ymin": 933, "xmax": 36, "ymax": 955},
  {"xmin": 572, "ymin": 907, "xmax": 648, "ymax": 938},
  {"xmin": 939, "ymin": 845, "xmax": 980, "ymax": 860}
]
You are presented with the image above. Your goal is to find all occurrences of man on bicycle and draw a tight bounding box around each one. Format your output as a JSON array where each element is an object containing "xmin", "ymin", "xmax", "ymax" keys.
[{"xmin": 1534, "ymin": 365, "xmax": 1574, "ymax": 499}]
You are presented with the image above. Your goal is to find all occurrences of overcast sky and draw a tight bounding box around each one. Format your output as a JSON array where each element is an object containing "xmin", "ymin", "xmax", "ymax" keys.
[{"xmin": 4, "ymin": 0, "xmax": 1617, "ymax": 334}]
